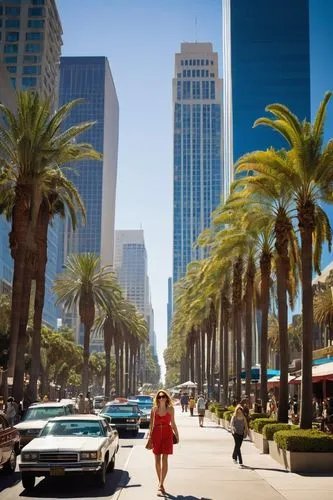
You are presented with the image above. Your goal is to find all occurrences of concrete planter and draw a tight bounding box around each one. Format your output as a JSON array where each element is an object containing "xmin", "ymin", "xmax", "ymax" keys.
[
  {"xmin": 206, "ymin": 410, "xmax": 212, "ymax": 420},
  {"xmin": 253, "ymin": 431, "xmax": 269, "ymax": 453},
  {"xmin": 212, "ymin": 413, "xmax": 219, "ymax": 424},
  {"xmin": 248, "ymin": 429, "xmax": 254, "ymax": 442},
  {"xmin": 268, "ymin": 440, "xmax": 333, "ymax": 472},
  {"xmin": 224, "ymin": 420, "xmax": 231, "ymax": 431}
]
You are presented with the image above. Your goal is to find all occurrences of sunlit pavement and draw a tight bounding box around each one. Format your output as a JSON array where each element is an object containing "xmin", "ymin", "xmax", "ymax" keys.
[{"xmin": 114, "ymin": 408, "xmax": 333, "ymax": 500}]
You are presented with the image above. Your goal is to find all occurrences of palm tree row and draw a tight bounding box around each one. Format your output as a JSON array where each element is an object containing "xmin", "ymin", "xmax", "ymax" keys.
[{"xmin": 167, "ymin": 92, "xmax": 333, "ymax": 429}]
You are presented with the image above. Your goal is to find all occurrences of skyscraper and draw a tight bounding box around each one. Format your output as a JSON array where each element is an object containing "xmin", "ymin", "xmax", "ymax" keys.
[
  {"xmin": 0, "ymin": 0, "xmax": 62, "ymax": 105},
  {"xmin": 115, "ymin": 230, "xmax": 156, "ymax": 355},
  {"xmin": 222, "ymin": 0, "xmax": 311, "ymax": 198},
  {"xmin": 0, "ymin": 0, "xmax": 63, "ymax": 327},
  {"xmin": 58, "ymin": 57, "xmax": 119, "ymax": 268},
  {"xmin": 167, "ymin": 277, "xmax": 172, "ymax": 339},
  {"xmin": 173, "ymin": 43, "xmax": 222, "ymax": 286}
]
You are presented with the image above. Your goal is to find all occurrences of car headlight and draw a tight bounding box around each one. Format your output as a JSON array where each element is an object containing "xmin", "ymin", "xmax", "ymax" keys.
[
  {"xmin": 21, "ymin": 452, "xmax": 39, "ymax": 461},
  {"xmin": 126, "ymin": 418, "xmax": 136, "ymax": 423},
  {"xmin": 80, "ymin": 451, "xmax": 101, "ymax": 460}
]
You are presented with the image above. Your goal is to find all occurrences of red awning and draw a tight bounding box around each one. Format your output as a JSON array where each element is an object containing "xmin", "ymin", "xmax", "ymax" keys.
[{"xmin": 294, "ymin": 361, "xmax": 333, "ymax": 383}]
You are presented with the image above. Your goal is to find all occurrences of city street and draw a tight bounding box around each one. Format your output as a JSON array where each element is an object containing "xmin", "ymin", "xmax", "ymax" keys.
[{"xmin": 1, "ymin": 408, "xmax": 333, "ymax": 499}]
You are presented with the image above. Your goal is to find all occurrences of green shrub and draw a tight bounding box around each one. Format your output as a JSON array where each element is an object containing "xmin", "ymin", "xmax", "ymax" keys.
[
  {"xmin": 209, "ymin": 405, "xmax": 216, "ymax": 413},
  {"xmin": 249, "ymin": 412, "xmax": 268, "ymax": 421},
  {"xmin": 227, "ymin": 406, "xmax": 235, "ymax": 412},
  {"xmin": 252, "ymin": 418, "xmax": 278, "ymax": 434},
  {"xmin": 263, "ymin": 423, "xmax": 296, "ymax": 441},
  {"xmin": 216, "ymin": 409, "xmax": 224, "ymax": 419},
  {"xmin": 223, "ymin": 410, "xmax": 234, "ymax": 422},
  {"xmin": 274, "ymin": 429, "xmax": 333, "ymax": 452}
]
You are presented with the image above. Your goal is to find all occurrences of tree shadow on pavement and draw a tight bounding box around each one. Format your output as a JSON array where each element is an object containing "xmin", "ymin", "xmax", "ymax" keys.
[
  {"xmin": 241, "ymin": 465, "xmax": 289, "ymax": 473},
  {"xmin": 19, "ymin": 469, "xmax": 130, "ymax": 498}
]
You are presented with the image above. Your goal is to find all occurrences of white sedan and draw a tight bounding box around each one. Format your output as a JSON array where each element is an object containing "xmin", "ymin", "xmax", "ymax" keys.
[{"xmin": 19, "ymin": 415, "xmax": 119, "ymax": 491}]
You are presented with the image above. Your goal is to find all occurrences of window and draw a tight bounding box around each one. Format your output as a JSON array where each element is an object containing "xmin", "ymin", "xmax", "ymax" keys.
[
  {"xmin": 5, "ymin": 7, "xmax": 21, "ymax": 16},
  {"xmin": 6, "ymin": 66, "xmax": 16, "ymax": 74},
  {"xmin": 4, "ymin": 56, "xmax": 17, "ymax": 63},
  {"xmin": 24, "ymin": 55, "xmax": 40, "ymax": 63},
  {"xmin": 202, "ymin": 81, "xmax": 209, "ymax": 99},
  {"xmin": 22, "ymin": 77, "xmax": 37, "ymax": 89},
  {"xmin": 28, "ymin": 7, "xmax": 45, "ymax": 16},
  {"xmin": 6, "ymin": 32, "xmax": 19, "ymax": 42},
  {"xmin": 32, "ymin": 0, "xmax": 45, "ymax": 4},
  {"xmin": 210, "ymin": 81, "xmax": 215, "ymax": 99},
  {"xmin": 0, "ymin": 7, "xmax": 2, "ymax": 15},
  {"xmin": 4, "ymin": 44, "xmax": 18, "ymax": 53},
  {"xmin": 5, "ymin": 19, "xmax": 20, "ymax": 28},
  {"xmin": 26, "ymin": 32, "xmax": 43, "ymax": 40},
  {"xmin": 25, "ymin": 43, "xmax": 41, "ymax": 53},
  {"xmin": 185, "ymin": 60, "xmax": 188, "ymax": 66},
  {"xmin": 181, "ymin": 60, "xmax": 184, "ymax": 66},
  {"xmin": 210, "ymin": 73, "xmax": 215, "ymax": 78},
  {"xmin": 23, "ymin": 65, "xmax": 40, "ymax": 75},
  {"xmin": 28, "ymin": 19, "xmax": 44, "ymax": 28}
]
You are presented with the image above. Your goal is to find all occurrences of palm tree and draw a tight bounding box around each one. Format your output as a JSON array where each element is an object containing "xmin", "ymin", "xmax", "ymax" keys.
[
  {"xmin": 0, "ymin": 91, "xmax": 101, "ymax": 380},
  {"xmin": 54, "ymin": 253, "xmax": 117, "ymax": 394},
  {"xmin": 253, "ymin": 93, "xmax": 333, "ymax": 428}
]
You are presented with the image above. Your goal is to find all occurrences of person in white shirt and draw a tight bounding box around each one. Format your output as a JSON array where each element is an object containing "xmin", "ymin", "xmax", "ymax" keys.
[{"xmin": 196, "ymin": 394, "xmax": 206, "ymax": 427}]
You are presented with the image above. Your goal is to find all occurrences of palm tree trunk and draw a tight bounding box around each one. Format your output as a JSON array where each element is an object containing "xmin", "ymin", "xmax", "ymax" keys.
[
  {"xmin": 259, "ymin": 252, "xmax": 271, "ymax": 412},
  {"xmin": 114, "ymin": 339, "xmax": 120, "ymax": 395},
  {"xmin": 300, "ymin": 219, "xmax": 314, "ymax": 429},
  {"xmin": 30, "ymin": 207, "xmax": 49, "ymax": 401},
  {"xmin": 219, "ymin": 295, "xmax": 223, "ymax": 403},
  {"xmin": 211, "ymin": 322, "xmax": 216, "ymax": 399},
  {"xmin": 82, "ymin": 323, "xmax": 91, "ymax": 395},
  {"xmin": 196, "ymin": 336, "xmax": 201, "ymax": 394},
  {"xmin": 276, "ymin": 254, "xmax": 289, "ymax": 423},
  {"xmin": 223, "ymin": 294, "xmax": 230, "ymax": 406},
  {"xmin": 190, "ymin": 338, "xmax": 195, "ymax": 382},
  {"xmin": 201, "ymin": 327, "xmax": 206, "ymax": 394},
  {"xmin": 119, "ymin": 342, "xmax": 124, "ymax": 395},
  {"xmin": 245, "ymin": 259, "xmax": 255, "ymax": 398},
  {"xmin": 233, "ymin": 257, "xmax": 243, "ymax": 402},
  {"xmin": 206, "ymin": 325, "xmax": 211, "ymax": 397},
  {"xmin": 125, "ymin": 340, "xmax": 129, "ymax": 396}
]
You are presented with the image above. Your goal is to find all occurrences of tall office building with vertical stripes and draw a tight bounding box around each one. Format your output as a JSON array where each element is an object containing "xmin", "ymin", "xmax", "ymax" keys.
[{"xmin": 172, "ymin": 43, "xmax": 222, "ymax": 286}]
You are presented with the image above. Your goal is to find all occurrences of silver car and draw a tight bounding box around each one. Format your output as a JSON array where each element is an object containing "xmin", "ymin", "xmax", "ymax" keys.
[{"xmin": 19, "ymin": 415, "xmax": 119, "ymax": 491}]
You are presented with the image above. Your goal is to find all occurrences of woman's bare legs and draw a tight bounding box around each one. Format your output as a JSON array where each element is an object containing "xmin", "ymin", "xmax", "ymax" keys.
[
  {"xmin": 160, "ymin": 454, "xmax": 168, "ymax": 490},
  {"xmin": 154, "ymin": 454, "xmax": 162, "ymax": 486}
]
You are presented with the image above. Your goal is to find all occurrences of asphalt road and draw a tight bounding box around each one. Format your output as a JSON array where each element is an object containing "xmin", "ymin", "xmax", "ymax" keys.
[{"xmin": 0, "ymin": 428, "xmax": 149, "ymax": 500}]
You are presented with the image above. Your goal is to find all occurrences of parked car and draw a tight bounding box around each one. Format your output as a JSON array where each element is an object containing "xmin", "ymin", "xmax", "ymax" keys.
[
  {"xmin": 100, "ymin": 403, "xmax": 141, "ymax": 435},
  {"xmin": 15, "ymin": 402, "xmax": 74, "ymax": 449},
  {"xmin": 128, "ymin": 396, "xmax": 153, "ymax": 428},
  {"xmin": 19, "ymin": 415, "xmax": 119, "ymax": 491},
  {"xmin": 0, "ymin": 413, "xmax": 20, "ymax": 473},
  {"xmin": 93, "ymin": 396, "xmax": 108, "ymax": 414}
]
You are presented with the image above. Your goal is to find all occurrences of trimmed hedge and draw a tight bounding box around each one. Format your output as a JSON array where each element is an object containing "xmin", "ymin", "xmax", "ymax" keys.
[
  {"xmin": 263, "ymin": 423, "xmax": 295, "ymax": 441},
  {"xmin": 209, "ymin": 405, "xmax": 216, "ymax": 413},
  {"xmin": 274, "ymin": 429, "xmax": 333, "ymax": 452},
  {"xmin": 223, "ymin": 410, "xmax": 234, "ymax": 422},
  {"xmin": 252, "ymin": 418, "xmax": 278, "ymax": 434},
  {"xmin": 249, "ymin": 412, "xmax": 268, "ymax": 421}
]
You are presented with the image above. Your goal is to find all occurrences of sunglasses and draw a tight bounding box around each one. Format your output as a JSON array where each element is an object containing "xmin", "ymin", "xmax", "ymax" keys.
[{"xmin": 157, "ymin": 395, "xmax": 166, "ymax": 399}]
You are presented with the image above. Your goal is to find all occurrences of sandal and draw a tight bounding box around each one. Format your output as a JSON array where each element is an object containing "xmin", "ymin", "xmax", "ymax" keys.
[{"xmin": 157, "ymin": 486, "xmax": 166, "ymax": 496}]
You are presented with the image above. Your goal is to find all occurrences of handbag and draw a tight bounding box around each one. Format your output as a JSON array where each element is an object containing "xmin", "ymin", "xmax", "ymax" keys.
[
  {"xmin": 172, "ymin": 430, "xmax": 179, "ymax": 445},
  {"xmin": 145, "ymin": 409, "xmax": 156, "ymax": 450}
]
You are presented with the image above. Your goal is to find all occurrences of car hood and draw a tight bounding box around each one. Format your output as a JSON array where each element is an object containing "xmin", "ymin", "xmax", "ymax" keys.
[
  {"xmin": 16, "ymin": 420, "xmax": 47, "ymax": 431},
  {"xmin": 139, "ymin": 408, "xmax": 152, "ymax": 415},
  {"xmin": 22, "ymin": 436, "xmax": 106, "ymax": 452},
  {"xmin": 101, "ymin": 412, "xmax": 139, "ymax": 418}
]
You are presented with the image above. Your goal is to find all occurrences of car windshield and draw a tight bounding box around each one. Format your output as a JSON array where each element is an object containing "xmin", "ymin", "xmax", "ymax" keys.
[
  {"xmin": 23, "ymin": 407, "xmax": 66, "ymax": 421},
  {"xmin": 137, "ymin": 402, "xmax": 153, "ymax": 410},
  {"xmin": 103, "ymin": 405, "xmax": 138, "ymax": 414},
  {"xmin": 130, "ymin": 396, "xmax": 152, "ymax": 403},
  {"xmin": 40, "ymin": 420, "xmax": 104, "ymax": 437}
]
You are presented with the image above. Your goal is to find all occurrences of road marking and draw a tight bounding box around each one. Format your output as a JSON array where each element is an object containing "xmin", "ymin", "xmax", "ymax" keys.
[{"xmin": 113, "ymin": 446, "xmax": 134, "ymax": 500}]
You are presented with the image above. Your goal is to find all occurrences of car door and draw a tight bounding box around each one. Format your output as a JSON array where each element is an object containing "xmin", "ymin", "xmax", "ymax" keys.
[{"xmin": 102, "ymin": 421, "xmax": 115, "ymax": 458}]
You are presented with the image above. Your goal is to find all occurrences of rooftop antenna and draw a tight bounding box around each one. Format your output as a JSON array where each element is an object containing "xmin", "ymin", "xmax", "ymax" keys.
[{"xmin": 195, "ymin": 16, "xmax": 198, "ymax": 43}]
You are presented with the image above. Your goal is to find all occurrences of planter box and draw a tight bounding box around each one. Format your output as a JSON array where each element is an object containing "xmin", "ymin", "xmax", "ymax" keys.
[
  {"xmin": 253, "ymin": 431, "xmax": 269, "ymax": 454},
  {"xmin": 212, "ymin": 413, "xmax": 219, "ymax": 424},
  {"xmin": 206, "ymin": 410, "xmax": 212, "ymax": 420},
  {"xmin": 248, "ymin": 429, "xmax": 254, "ymax": 442},
  {"xmin": 268, "ymin": 440, "xmax": 333, "ymax": 473}
]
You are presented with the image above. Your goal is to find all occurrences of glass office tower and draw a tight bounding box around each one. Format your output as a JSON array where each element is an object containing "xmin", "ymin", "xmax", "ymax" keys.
[
  {"xmin": 222, "ymin": 0, "xmax": 311, "ymax": 198},
  {"xmin": 172, "ymin": 43, "xmax": 222, "ymax": 285}
]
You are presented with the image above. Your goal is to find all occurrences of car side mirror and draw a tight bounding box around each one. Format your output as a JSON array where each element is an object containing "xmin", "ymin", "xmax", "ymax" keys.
[{"xmin": 103, "ymin": 415, "xmax": 112, "ymax": 423}]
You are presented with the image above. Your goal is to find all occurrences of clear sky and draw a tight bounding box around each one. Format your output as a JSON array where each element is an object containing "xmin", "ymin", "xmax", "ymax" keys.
[{"xmin": 57, "ymin": 0, "xmax": 222, "ymax": 377}]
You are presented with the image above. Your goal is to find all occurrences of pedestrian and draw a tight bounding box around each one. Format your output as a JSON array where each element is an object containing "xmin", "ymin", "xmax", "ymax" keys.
[
  {"xmin": 181, "ymin": 393, "xmax": 189, "ymax": 412},
  {"xmin": 146, "ymin": 389, "xmax": 179, "ymax": 497},
  {"xmin": 86, "ymin": 392, "xmax": 93, "ymax": 413},
  {"xmin": 196, "ymin": 393, "xmax": 206, "ymax": 427},
  {"xmin": 77, "ymin": 393, "xmax": 86, "ymax": 414},
  {"xmin": 241, "ymin": 397, "xmax": 250, "ymax": 424},
  {"xmin": 230, "ymin": 404, "xmax": 248, "ymax": 466},
  {"xmin": 189, "ymin": 395, "xmax": 195, "ymax": 416},
  {"xmin": 6, "ymin": 397, "xmax": 16, "ymax": 426}
]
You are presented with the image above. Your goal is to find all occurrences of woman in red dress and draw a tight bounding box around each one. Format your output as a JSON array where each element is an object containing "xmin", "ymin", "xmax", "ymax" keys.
[{"xmin": 147, "ymin": 389, "xmax": 179, "ymax": 496}]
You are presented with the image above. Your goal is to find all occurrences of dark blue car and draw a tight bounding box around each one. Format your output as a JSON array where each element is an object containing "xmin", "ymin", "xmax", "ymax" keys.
[{"xmin": 100, "ymin": 403, "xmax": 141, "ymax": 436}]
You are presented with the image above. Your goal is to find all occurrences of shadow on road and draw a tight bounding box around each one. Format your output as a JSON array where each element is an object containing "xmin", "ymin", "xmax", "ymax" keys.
[
  {"xmin": 0, "ymin": 472, "xmax": 21, "ymax": 493},
  {"xmin": 241, "ymin": 465, "xmax": 289, "ymax": 473},
  {"xmin": 164, "ymin": 495, "xmax": 213, "ymax": 500},
  {"xmin": 19, "ymin": 469, "xmax": 130, "ymax": 498}
]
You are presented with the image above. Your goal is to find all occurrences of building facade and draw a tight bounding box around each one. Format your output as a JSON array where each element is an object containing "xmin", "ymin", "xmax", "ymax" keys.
[
  {"xmin": 115, "ymin": 230, "xmax": 156, "ymax": 355},
  {"xmin": 0, "ymin": 0, "xmax": 62, "ymax": 106},
  {"xmin": 222, "ymin": 0, "xmax": 311, "ymax": 198},
  {"xmin": 0, "ymin": 0, "xmax": 63, "ymax": 327},
  {"xmin": 167, "ymin": 277, "xmax": 172, "ymax": 339},
  {"xmin": 173, "ymin": 42, "xmax": 222, "ymax": 285},
  {"xmin": 58, "ymin": 56, "xmax": 119, "ymax": 344}
]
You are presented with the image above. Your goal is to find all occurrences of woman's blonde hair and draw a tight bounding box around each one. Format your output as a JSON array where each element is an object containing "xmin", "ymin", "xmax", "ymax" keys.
[
  {"xmin": 153, "ymin": 389, "xmax": 173, "ymax": 408},
  {"xmin": 233, "ymin": 404, "xmax": 244, "ymax": 416}
]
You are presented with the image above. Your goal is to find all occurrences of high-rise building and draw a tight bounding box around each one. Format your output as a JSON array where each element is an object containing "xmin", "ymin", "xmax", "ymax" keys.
[
  {"xmin": 0, "ymin": 0, "xmax": 62, "ymax": 106},
  {"xmin": 115, "ymin": 230, "xmax": 156, "ymax": 355},
  {"xmin": 222, "ymin": 0, "xmax": 311, "ymax": 198},
  {"xmin": 0, "ymin": 0, "xmax": 63, "ymax": 328},
  {"xmin": 167, "ymin": 277, "xmax": 172, "ymax": 339},
  {"xmin": 58, "ymin": 57, "xmax": 118, "ymax": 268},
  {"xmin": 172, "ymin": 43, "xmax": 222, "ymax": 286}
]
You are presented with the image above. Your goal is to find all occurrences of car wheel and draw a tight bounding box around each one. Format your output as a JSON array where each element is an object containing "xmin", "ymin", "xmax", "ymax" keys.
[
  {"xmin": 96, "ymin": 460, "xmax": 106, "ymax": 487},
  {"xmin": 3, "ymin": 449, "xmax": 17, "ymax": 473},
  {"xmin": 22, "ymin": 472, "xmax": 35, "ymax": 491},
  {"xmin": 107, "ymin": 452, "xmax": 115, "ymax": 472}
]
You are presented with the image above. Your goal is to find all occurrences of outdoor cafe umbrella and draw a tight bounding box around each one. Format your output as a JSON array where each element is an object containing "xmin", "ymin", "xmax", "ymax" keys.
[{"xmin": 175, "ymin": 381, "xmax": 197, "ymax": 389}]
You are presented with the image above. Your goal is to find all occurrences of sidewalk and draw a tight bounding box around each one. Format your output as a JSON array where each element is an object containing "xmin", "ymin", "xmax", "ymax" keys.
[{"xmin": 115, "ymin": 408, "xmax": 333, "ymax": 500}]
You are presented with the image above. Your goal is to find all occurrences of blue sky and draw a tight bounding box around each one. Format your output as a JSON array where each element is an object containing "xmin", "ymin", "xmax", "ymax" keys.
[{"xmin": 57, "ymin": 0, "xmax": 222, "ymax": 375}]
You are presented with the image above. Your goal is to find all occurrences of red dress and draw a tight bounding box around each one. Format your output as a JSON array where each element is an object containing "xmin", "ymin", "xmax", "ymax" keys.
[{"xmin": 152, "ymin": 411, "xmax": 173, "ymax": 455}]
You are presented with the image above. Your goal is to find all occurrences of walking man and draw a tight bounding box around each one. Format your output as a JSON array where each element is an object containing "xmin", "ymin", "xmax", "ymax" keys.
[{"xmin": 196, "ymin": 394, "xmax": 206, "ymax": 427}]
